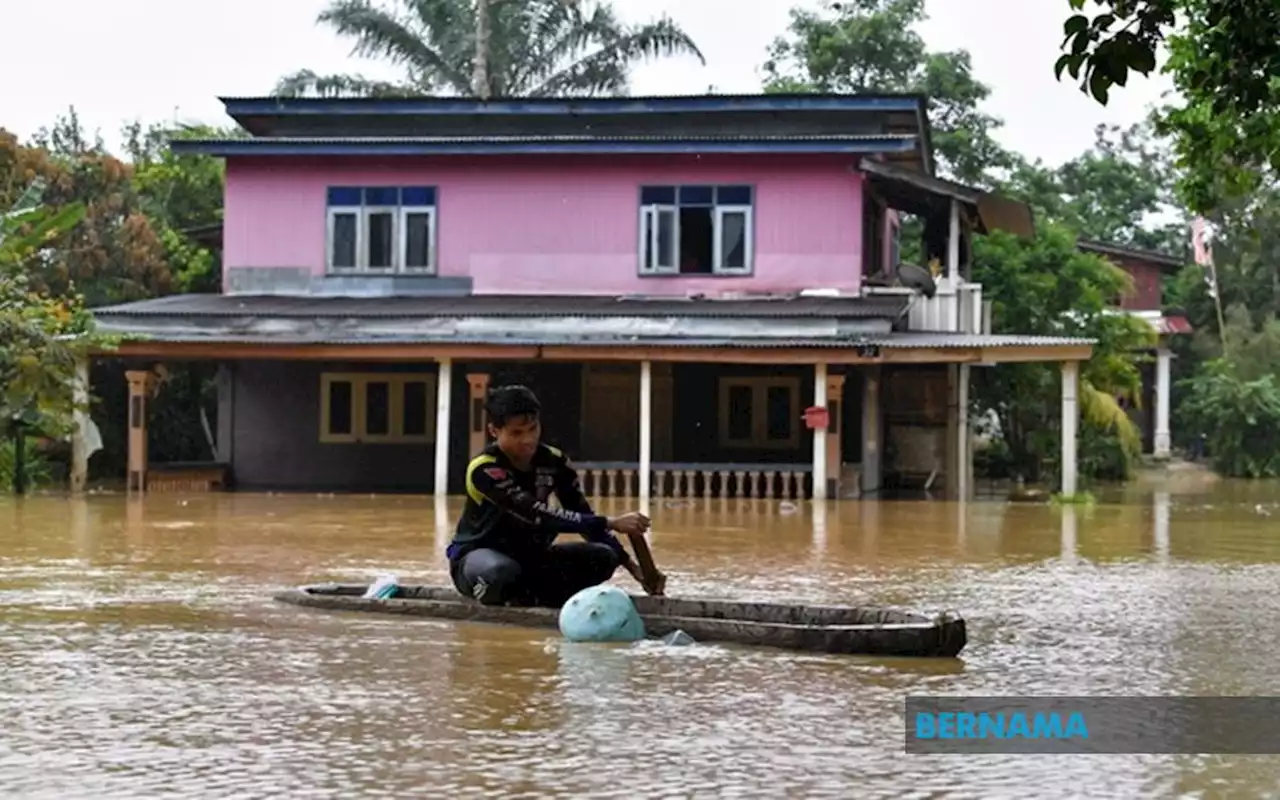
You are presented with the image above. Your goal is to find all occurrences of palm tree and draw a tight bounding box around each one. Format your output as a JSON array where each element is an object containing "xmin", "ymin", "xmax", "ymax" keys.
[{"xmin": 275, "ymin": 0, "xmax": 705, "ymax": 99}]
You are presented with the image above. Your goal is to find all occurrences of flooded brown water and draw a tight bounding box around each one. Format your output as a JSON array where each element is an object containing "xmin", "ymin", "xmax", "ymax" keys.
[{"xmin": 3, "ymin": 475, "xmax": 1280, "ymax": 798}]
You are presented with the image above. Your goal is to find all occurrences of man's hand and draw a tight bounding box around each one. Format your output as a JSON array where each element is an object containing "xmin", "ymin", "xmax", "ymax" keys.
[{"xmin": 607, "ymin": 511, "xmax": 651, "ymax": 536}]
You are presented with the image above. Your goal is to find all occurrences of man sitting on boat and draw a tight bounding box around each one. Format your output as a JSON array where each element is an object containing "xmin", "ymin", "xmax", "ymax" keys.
[{"xmin": 446, "ymin": 384, "xmax": 652, "ymax": 607}]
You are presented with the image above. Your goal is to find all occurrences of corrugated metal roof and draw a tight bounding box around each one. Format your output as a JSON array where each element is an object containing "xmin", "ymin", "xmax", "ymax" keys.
[
  {"xmin": 1077, "ymin": 238, "xmax": 1184, "ymax": 269},
  {"xmin": 219, "ymin": 93, "xmax": 926, "ymax": 110},
  {"xmin": 176, "ymin": 133, "xmax": 916, "ymax": 145},
  {"xmin": 92, "ymin": 292, "xmax": 910, "ymax": 320},
  {"xmin": 169, "ymin": 134, "xmax": 920, "ymax": 158},
  {"xmin": 101, "ymin": 331, "xmax": 1094, "ymax": 349},
  {"xmin": 1152, "ymin": 315, "xmax": 1193, "ymax": 335}
]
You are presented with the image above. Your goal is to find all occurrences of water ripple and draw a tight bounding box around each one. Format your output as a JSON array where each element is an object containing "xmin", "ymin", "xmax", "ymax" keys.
[{"xmin": 4, "ymin": 488, "xmax": 1280, "ymax": 796}]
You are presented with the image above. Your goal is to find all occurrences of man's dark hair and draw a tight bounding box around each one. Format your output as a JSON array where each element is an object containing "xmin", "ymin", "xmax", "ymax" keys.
[{"xmin": 486, "ymin": 384, "xmax": 541, "ymax": 428}]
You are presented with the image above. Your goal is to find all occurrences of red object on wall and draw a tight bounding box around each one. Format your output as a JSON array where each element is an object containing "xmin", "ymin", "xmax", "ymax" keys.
[{"xmin": 803, "ymin": 406, "xmax": 829, "ymax": 430}]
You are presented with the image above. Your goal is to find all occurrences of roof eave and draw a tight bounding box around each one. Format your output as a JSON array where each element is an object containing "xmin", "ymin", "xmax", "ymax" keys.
[
  {"xmin": 219, "ymin": 93, "xmax": 926, "ymax": 120},
  {"xmin": 859, "ymin": 158, "xmax": 1036, "ymax": 239},
  {"xmin": 1076, "ymin": 239, "xmax": 1185, "ymax": 271},
  {"xmin": 168, "ymin": 136, "xmax": 921, "ymax": 158}
]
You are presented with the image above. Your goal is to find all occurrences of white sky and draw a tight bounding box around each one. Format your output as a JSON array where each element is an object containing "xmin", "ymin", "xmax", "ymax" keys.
[{"xmin": 0, "ymin": 0, "xmax": 1175, "ymax": 166}]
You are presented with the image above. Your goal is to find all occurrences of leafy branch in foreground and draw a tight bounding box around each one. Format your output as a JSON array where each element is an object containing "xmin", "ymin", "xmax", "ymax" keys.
[{"xmin": 1053, "ymin": 0, "xmax": 1280, "ymax": 213}]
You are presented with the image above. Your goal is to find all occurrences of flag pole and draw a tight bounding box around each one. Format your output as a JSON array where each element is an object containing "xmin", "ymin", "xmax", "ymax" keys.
[{"xmin": 1192, "ymin": 216, "xmax": 1229, "ymax": 358}]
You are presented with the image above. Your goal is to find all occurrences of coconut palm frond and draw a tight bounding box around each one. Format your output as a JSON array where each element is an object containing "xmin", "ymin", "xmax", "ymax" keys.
[
  {"xmin": 1080, "ymin": 379, "xmax": 1143, "ymax": 457},
  {"xmin": 501, "ymin": 0, "xmax": 592, "ymax": 93},
  {"xmin": 278, "ymin": 0, "xmax": 704, "ymax": 100},
  {"xmin": 317, "ymin": 0, "xmax": 471, "ymax": 93},
  {"xmin": 273, "ymin": 70, "xmax": 415, "ymax": 98},
  {"xmin": 525, "ymin": 14, "xmax": 705, "ymax": 97}
]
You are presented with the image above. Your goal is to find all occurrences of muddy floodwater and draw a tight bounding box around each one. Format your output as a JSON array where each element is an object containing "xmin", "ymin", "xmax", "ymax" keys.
[{"xmin": 3, "ymin": 474, "xmax": 1280, "ymax": 798}]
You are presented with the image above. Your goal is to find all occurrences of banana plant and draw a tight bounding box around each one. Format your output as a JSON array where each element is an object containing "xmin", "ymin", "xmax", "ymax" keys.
[
  {"xmin": 0, "ymin": 179, "xmax": 86, "ymax": 267},
  {"xmin": 1, "ymin": 182, "xmax": 89, "ymax": 493}
]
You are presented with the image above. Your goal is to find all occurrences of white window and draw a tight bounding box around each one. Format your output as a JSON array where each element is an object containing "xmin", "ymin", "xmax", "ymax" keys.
[
  {"xmin": 320, "ymin": 373, "xmax": 438, "ymax": 444},
  {"xmin": 717, "ymin": 376, "xmax": 801, "ymax": 449},
  {"xmin": 640, "ymin": 204, "xmax": 678, "ymax": 273},
  {"xmin": 325, "ymin": 186, "xmax": 437, "ymax": 274},
  {"xmin": 400, "ymin": 207, "xmax": 437, "ymax": 272},
  {"xmin": 638, "ymin": 185, "xmax": 755, "ymax": 276},
  {"xmin": 713, "ymin": 205, "xmax": 752, "ymax": 275}
]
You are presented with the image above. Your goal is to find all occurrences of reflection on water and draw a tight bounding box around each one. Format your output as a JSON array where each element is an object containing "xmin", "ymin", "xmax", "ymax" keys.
[{"xmin": 3, "ymin": 477, "xmax": 1280, "ymax": 797}]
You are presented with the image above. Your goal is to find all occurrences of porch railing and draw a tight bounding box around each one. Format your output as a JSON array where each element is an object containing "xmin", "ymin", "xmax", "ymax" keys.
[
  {"xmin": 863, "ymin": 280, "xmax": 988, "ymax": 334},
  {"xmin": 574, "ymin": 462, "xmax": 812, "ymax": 500},
  {"xmin": 144, "ymin": 461, "xmax": 230, "ymax": 492}
]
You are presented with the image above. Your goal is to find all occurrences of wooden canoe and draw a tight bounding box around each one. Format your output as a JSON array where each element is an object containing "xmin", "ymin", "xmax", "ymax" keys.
[{"xmin": 274, "ymin": 583, "xmax": 966, "ymax": 658}]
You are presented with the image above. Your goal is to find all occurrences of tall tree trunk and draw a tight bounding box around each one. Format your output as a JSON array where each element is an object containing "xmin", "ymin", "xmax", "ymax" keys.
[{"xmin": 473, "ymin": 0, "xmax": 491, "ymax": 99}]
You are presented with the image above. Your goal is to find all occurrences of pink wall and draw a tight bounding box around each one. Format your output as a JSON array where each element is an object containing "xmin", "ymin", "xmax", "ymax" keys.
[{"xmin": 223, "ymin": 154, "xmax": 864, "ymax": 295}]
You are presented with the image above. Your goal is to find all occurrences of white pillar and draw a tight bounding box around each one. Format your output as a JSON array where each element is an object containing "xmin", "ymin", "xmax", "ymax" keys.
[
  {"xmin": 1060, "ymin": 505, "xmax": 1078, "ymax": 565},
  {"xmin": 957, "ymin": 362, "xmax": 970, "ymax": 502},
  {"xmin": 639, "ymin": 360, "xmax": 652, "ymax": 513},
  {"xmin": 812, "ymin": 363, "xmax": 828, "ymax": 500},
  {"xmin": 433, "ymin": 357, "xmax": 452, "ymax": 498},
  {"xmin": 947, "ymin": 199, "xmax": 961, "ymax": 283},
  {"xmin": 1154, "ymin": 490, "xmax": 1170, "ymax": 563},
  {"xmin": 70, "ymin": 355, "xmax": 90, "ymax": 494},
  {"xmin": 434, "ymin": 494, "xmax": 450, "ymax": 559},
  {"xmin": 1061, "ymin": 360, "xmax": 1079, "ymax": 497},
  {"xmin": 946, "ymin": 199, "xmax": 961, "ymax": 331},
  {"xmin": 811, "ymin": 497, "xmax": 828, "ymax": 553},
  {"xmin": 1154, "ymin": 347, "xmax": 1172, "ymax": 458}
]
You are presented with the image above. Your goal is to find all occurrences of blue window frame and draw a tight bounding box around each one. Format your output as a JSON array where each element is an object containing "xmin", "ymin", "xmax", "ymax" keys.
[
  {"xmin": 326, "ymin": 186, "xmax": 438, "ymax": 274},
  {"xmin": 637, "ymin": 184, "xmax": 754, "ymax": 276}
]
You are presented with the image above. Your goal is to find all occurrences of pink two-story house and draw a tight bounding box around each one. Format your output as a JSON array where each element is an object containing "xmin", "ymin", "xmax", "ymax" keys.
[{"xmin": 86, "ymin": 93, "xmax": 1093, "ymax": 501}]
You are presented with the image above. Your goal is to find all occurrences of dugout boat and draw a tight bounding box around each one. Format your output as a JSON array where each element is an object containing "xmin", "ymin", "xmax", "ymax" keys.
[{"xmin": 273, "ymin": 583, "xmax": 967, "ymax": 658}]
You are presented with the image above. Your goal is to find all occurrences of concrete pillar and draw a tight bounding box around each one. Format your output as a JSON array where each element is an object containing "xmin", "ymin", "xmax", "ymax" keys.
[
  {"xmin": 70, "ymin": 355, "xmax": 90, "ymax": 494},
  {"xmin": 433, "ymin": 357, "xmax": 453, "ymax": 498},
  {"xmin": 1060, "ymin": 504, "xmax": 1078, "ymax": 565},
  {"xmin": 812, "ymin": 362, "xmax": 828, "ymax": 501},
  {"xmin": 947, "ymin": 199, "xmax": 961, "ymax": 282},
  {"xmin": 639, "ymin": 360, "xmax": 652, "ymax": 514},
  {"xmin": 215, "ymin": 364, "xmax": 235, "ymax": 465},
  {"xmin": 861, "ymin": 366, "xmax": 882, "ymax": 496},
  {"xmin": 825, "ymin": 373, "xmax": 845, "ymax": 498},
  {"xmin": 957, "ymin": 362, "xmax": 970, "ymax": 501},
  {"xmin": 945, "ymin": 365, "xmax": 959, "ymax": 499},
  {"xmin": 1154, "ymin": 490, "xmax": 1170, "ymax": 563},
  {"xmin": 947, "ymin": 198, "xmax": 961, "ymax": 331},
  {"xmin": 434, "ymin": 494, "xmax": 451, "ymax": 560},
  {"xmin": 466, "ymin": 372, "xmax": 490, "ymax": 456},
  {"xmin": 125, "ymin": 370, "xmax": 154, "ymax": 494},
  {"xmin": 1154, "ymin": 347, "xmax": 1172, "ymax": 458},
  {"xmin": 1061, "ymin": 360, "xmax": 1079, "ymax": 497}
]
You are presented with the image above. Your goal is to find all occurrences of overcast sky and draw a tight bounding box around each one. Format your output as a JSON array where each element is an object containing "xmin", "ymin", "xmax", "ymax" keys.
[{"xmin": 1, "ymin": 0, "xmax": 1175, "ymax": 165}]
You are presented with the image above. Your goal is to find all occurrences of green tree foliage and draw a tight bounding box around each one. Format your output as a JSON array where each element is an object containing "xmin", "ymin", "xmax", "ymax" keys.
[
  {"xmin": 1054, "ymin": 0, "xmax": 1280, "ymax": 213},
  {"xmin": 970, "ymin": 225, "xmax": 1155, "ymax": 483},
  {"xmin": 276, "ymin": 0, "xmax": 704, "ymax": 98},
  {"xmin": 763, "ymin": 0, "xmax": 1173, "ymax": 482},
  {"xmin": 0, "ymin": 180, "xmax": 106, "ymax": 491},
  {"xmin": 1002, "ymin": 122, "xmax": 1188, "ymax": 253},
  {"xmin": 760, "ymin": 0, "xmax": 1012, "ymax": 184},
  {"xmin": 2, "ymin": 109, "xmax": 231, "ymax": 486},
  {"xmin": 5, "ymin": 111, "xmax": 172, "ymax": 306},
  {"xmin": 1179, "ymin": 356, "xmax": 1280, "ymax": 479},
  {"xmin": 122, "ymin": 121, "xmax": 230, "ymax": 293}
]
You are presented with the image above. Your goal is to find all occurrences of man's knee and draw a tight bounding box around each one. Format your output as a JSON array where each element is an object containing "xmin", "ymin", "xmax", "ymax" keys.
[
  {"xmin": 583, "ymin": 542, "xmax": 622, "ymax": 580},
  {"xmin": 458, "ymin": 549, "xmax": 522, "ymax": 605}
]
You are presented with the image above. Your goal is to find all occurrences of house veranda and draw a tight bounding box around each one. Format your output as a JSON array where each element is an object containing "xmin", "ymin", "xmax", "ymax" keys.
[{"xmin": 81, "ymin": 292, "xmax": 1092, "ymax": 503}]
